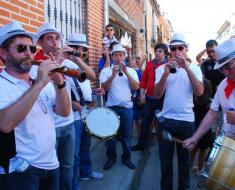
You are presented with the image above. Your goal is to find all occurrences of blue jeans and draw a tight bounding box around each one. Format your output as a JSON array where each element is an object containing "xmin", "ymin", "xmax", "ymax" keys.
[
  {"xmin": 72, "ymin": 120, "xmax": 92, "ymax": 190},
  {"xmin": 4, "ymin": 166, "xmax": 59, "ymax": 190},
  {"xmin": 157, "ymin": 118, "xmax": 194, "ymax": 190},
  {"xmin": 56, "ymin": 123, "xmax": 75, "ymax": 190},
  {"xmin": 106, "ymin": 106, "xmax": 133, "ymax": 161},
  {"xmin": 138, "ymin": 97, "xmax": 162, "ymax": 147}
]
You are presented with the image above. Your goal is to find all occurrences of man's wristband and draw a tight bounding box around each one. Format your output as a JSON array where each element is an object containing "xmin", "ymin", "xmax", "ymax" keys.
[{"xmin": 55, "ymin": 81, "xmax": 66, "ymax": 89}]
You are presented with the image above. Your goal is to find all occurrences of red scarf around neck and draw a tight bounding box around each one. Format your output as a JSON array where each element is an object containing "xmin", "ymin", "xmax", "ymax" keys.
[{"xmin": 224, "ymin": 78, "xmax": 235, "ymax": 98}]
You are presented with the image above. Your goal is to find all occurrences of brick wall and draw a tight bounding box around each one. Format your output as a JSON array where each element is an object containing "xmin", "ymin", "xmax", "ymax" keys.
[
  {"xmin": 114, "ymin": 0, "xmax": 144, "ymax": 27},
  {"xmin": 0, "ymin": 0, "xmax": 44, "ymax": 33},
  {"xmin": 87, "ymin": 0, "xmax": 104, "ymax": 82}
]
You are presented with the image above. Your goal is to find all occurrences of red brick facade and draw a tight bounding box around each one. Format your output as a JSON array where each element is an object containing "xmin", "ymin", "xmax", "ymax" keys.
[
  {"xmin": 115, "ymin": 0, "xmax": 144, "ymax": 27},
  {"xmin": 87, "ymin": 0, "xmax": 104, "ymax": 75},
  {"xmin": 0, "ymin": 0, "xmax": 44, "ymax": 33}
]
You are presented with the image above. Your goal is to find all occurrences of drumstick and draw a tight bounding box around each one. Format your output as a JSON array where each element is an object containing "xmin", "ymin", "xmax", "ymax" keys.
[
  {"xmin": 162, "ymin": 130, "xmax": 183, "ymax": 144},
  {"xmin": 99, "ymin": 81, "xmax": 104, "ymax": 107}
]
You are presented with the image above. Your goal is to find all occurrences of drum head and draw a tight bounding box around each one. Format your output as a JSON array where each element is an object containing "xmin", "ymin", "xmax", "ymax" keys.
[{"xmin": 85, "ymin": 107, "xmax": 120, "ymax": 139}]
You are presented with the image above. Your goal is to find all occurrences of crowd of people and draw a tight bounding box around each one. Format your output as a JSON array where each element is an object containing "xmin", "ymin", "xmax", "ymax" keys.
[{"xmin": 0, "ymin": 20, "xmax": 235, "ymax": 190}]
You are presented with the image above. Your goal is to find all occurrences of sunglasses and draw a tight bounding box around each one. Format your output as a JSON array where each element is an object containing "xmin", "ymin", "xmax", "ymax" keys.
[
  {"xmin": 13, "ymin": 44, "xmax": 37, "ymax": 54},
  {"xmin": 223, "ymin": 64, "xmax": 233, "ymax": 71},
  {"xmin": 170, "ymin": 46, "xmax": 184, "ymax": 52}
]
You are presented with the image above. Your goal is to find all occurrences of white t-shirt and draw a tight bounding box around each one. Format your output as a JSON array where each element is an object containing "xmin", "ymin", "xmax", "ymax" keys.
[
  {"xmin": 155, "ymin": 62, "xmax": 203, "ymax": 122},
  {"xmin": 99, "ymin": 66, "xmax": 139, "ymax": 108},
  {"xmin": 53, "ymin": 59, "xmax": 79, "ymax": 128},
  {"xmin": 102, "ymin": 36, "xmax": 118, "ymax": 48},
  {"xmin": 72, "ymin": 79, "xmax": 93, "ymax": 121},
  {"xmin": 210, "ymin": 78, "xmax": 235, "ymax": 138},
  {"xmin": 0, "ymin": 70, "xmax": 58, "ymax": 170}
]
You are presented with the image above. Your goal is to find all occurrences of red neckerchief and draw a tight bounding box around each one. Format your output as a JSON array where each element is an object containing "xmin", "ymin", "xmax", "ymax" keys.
[
  {"xmin": 34, "ymin": 50, "xmax": 49, "ymax": 62},
  {"xmin": 224, "ymin": 78, "xmax": 235, "ymax": 98}
]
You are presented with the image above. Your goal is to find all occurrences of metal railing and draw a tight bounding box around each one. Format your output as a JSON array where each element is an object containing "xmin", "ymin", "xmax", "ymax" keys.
[{"xmin": 45, "ymin": 0, "xmax": 84, "ymax": 41}]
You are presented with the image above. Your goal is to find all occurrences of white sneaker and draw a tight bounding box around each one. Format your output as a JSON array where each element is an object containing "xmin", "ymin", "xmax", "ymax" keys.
[{"xmin": 80, "ymin": 171, "xmax": 104, "ymax": 180}]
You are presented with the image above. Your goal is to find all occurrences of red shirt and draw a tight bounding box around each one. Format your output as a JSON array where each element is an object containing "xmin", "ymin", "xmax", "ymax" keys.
[{"xmin": 140, "ymin": 60, "xmax": 164, "ymax": 97}]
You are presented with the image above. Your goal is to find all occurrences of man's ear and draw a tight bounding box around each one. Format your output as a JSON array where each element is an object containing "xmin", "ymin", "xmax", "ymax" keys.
[{"xmin": 0, "ymin": 48, "xmax": 7, "ymax": 61}]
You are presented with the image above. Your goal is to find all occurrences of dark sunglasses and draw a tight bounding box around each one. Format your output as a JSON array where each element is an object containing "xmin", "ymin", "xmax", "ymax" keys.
[
  {"xmin": 170, "ymin": 46, "xmax": 184, "ymax": 52},
  {"xmin": 223, "ymin": 64, "xmax": 233, "ymax": 71},
  {"xmin": 15, "ymin": 44, "xmax": 37, "ymax": 54}
]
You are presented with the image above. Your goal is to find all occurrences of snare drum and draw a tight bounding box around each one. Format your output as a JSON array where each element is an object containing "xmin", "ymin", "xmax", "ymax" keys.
[
  {"xmin": 198, "ymin": 132, "xmax": 235, "ymax": 190},
  {"xmin": 85, "ymin": 107, "xmax": 120, "ymax": 139}
]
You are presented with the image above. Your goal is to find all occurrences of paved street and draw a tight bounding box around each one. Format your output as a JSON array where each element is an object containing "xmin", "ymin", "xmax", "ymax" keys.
[{"xmin": 80, "ymin": 133, "xmax": 207, "ymax": 190}]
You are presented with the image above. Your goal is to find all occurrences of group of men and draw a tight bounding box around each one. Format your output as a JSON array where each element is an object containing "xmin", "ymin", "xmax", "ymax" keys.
[
  {"xmin": 0, "ymin": 19, "xmax": 235, "ymax": 190},
  {"xmin": 0, "ymin": 21, "xmax": 104, "ymax": 190},
  {"xmin": 0, "ymin": 20, "xmax": 141, "ymax": 190}
]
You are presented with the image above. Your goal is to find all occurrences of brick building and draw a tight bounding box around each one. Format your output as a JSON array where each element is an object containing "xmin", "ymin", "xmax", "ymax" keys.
[
  {"xmin": 145, "ymin": 0, "xmax": 173, "ymax": 60},
  {"xmin": 0, "ymin": 0, "xmax": 145, "ymax": 76}
]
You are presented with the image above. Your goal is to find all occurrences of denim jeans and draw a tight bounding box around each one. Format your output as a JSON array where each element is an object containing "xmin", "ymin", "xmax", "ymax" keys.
[
  {"xmin": 56, "ymin": 123, "xmax": 75, "ymax": 190},
  {"xmin": 138, "ymin": 97, "xmax": 162, "ymax": 148},
  {"xmin": 157, "ymin": 118, "xmax": 194, "ymax": 190},
  {"xmin": 4, "ymin": 166, "xmax": 59, "ymax": 190},
  {"xmin": 72, "ymin": 120, "xmax": 92, "ymax": 190},
  {"xmin": 0, "ymin": 174, "xmax": 6, "ymax": 190},
  {"xmin": 106, "ymin": 106, "xmax": 133, "ymax": 161}
]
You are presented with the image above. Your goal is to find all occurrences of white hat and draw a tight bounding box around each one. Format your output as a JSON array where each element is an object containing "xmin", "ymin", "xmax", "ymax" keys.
[
  {"xmin": 66, "ymin": 33, "xmax": 89, "ymax": 48},
  {"xmin": 214, "ymin": 38, "xmax": 235, "ymax": 69},
  {"xmin": 111, "ymin": 44, "xmax": 126, "ymax": 54},
  {"xmin": 0, "ymin": 21, "xmax": 35, "ymax": 46},
  {"xmin": 169, "ymin": 33, "xmax": 189, "ymax": 47},
  {"xmin": 34, "ymin": 23, "xmax": 63, "ymax": 44}
]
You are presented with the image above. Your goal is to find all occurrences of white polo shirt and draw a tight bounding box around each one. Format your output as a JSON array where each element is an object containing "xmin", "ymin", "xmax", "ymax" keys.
[
  {"xmin": 99, "ymin": 66, "xmax": 139, "ymax": 108},
  {"xmin": 155, "ymin": 62, "xmax": 203, "ymax": 122},
  {"xmin": 211, "ymin": 78, "xmax": 235, "ymax": 138},
  {"xmin": 0, "ymin": 70, "xmax": 59, "ymax": 170},
  {"xmin": 30, "ymin": 59, "xmax": 79, "ymax": 128}
]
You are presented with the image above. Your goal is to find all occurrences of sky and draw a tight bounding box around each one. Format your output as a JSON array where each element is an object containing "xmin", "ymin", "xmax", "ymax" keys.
[{"xmin": 157, "ymin": 0, "xmax": 235, "ymax": 61}]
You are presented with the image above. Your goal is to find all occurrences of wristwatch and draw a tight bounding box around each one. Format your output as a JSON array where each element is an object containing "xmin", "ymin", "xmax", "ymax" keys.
[{"xmin": 55, "ymin": 81, "xmax": 66, "ymax": 89}]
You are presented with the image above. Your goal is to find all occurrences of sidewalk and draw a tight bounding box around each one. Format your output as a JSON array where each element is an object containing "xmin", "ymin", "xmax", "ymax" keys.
[
  {"xmin": 80, "ymin": 137, "xmax": 141, "ymax": 190},
  {"xmin": 80, "ymin": 134, "xmax": 207, "ymax": 190}
]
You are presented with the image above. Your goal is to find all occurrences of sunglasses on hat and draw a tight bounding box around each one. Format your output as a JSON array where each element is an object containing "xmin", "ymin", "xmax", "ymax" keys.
[
  {"xmin": 12, "ymin": 44, "xmax": 37, "ymax": 54},
  {"xmin": 170, "ymin": 46, "xmax": 184, "ymax": 52}
]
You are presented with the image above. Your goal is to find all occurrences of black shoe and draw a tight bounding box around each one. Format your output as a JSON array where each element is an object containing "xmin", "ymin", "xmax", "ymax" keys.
[
  {"xmin": 131, "ymin": 144, "xmax": 145, "ymax": 151},
  {"xmin": 103, "ymin": 160, "xmax": 116, "ymax": 170},
  {"xmin": 122, "ymin": 159, "xmax": 136, "ymax": 169}
]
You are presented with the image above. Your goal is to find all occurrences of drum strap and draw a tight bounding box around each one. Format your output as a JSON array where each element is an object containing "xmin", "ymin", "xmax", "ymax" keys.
[{"xmin": 72, "ymin": 78, "xmax": 85, "ymax": 106}]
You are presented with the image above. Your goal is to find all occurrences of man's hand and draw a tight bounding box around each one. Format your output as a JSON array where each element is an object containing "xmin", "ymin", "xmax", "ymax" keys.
[
  {"xmin": 94, "ymin": 88, "xmax": 106, "ymax": 96},
  {"xmin": 226, "ymin": 110, "xmax": 235, "ymax": 125},
  {"xmin": 35, "ymin": 60, "xmax": 61, "ymax": 87},
  {"xmin": 176, "ymin": 56, "xmax": 189, "ymax": 70},
  {"xmin": 112, "ymin": 64, "xmax": 119, "ymax": 77},
  {"xmin": 183, "ymin": 136, "xmax": 198, "ymax": 151},
  {"xmin": 163, "ymin": 62, "xmax": 172, "ymax": 75},
  {"xmin": 139, "ymin": 93, "xmax": 146, "ymax": 105}
]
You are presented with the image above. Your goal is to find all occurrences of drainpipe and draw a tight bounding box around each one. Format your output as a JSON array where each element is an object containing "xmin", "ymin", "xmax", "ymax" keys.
[
  {"xmin": 144, "ymin": 0, "xmax": 148, "ymax": 56},
  {"xmin": 104, "ymin": 0, "xmax": 109, "ymax": 26}
]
